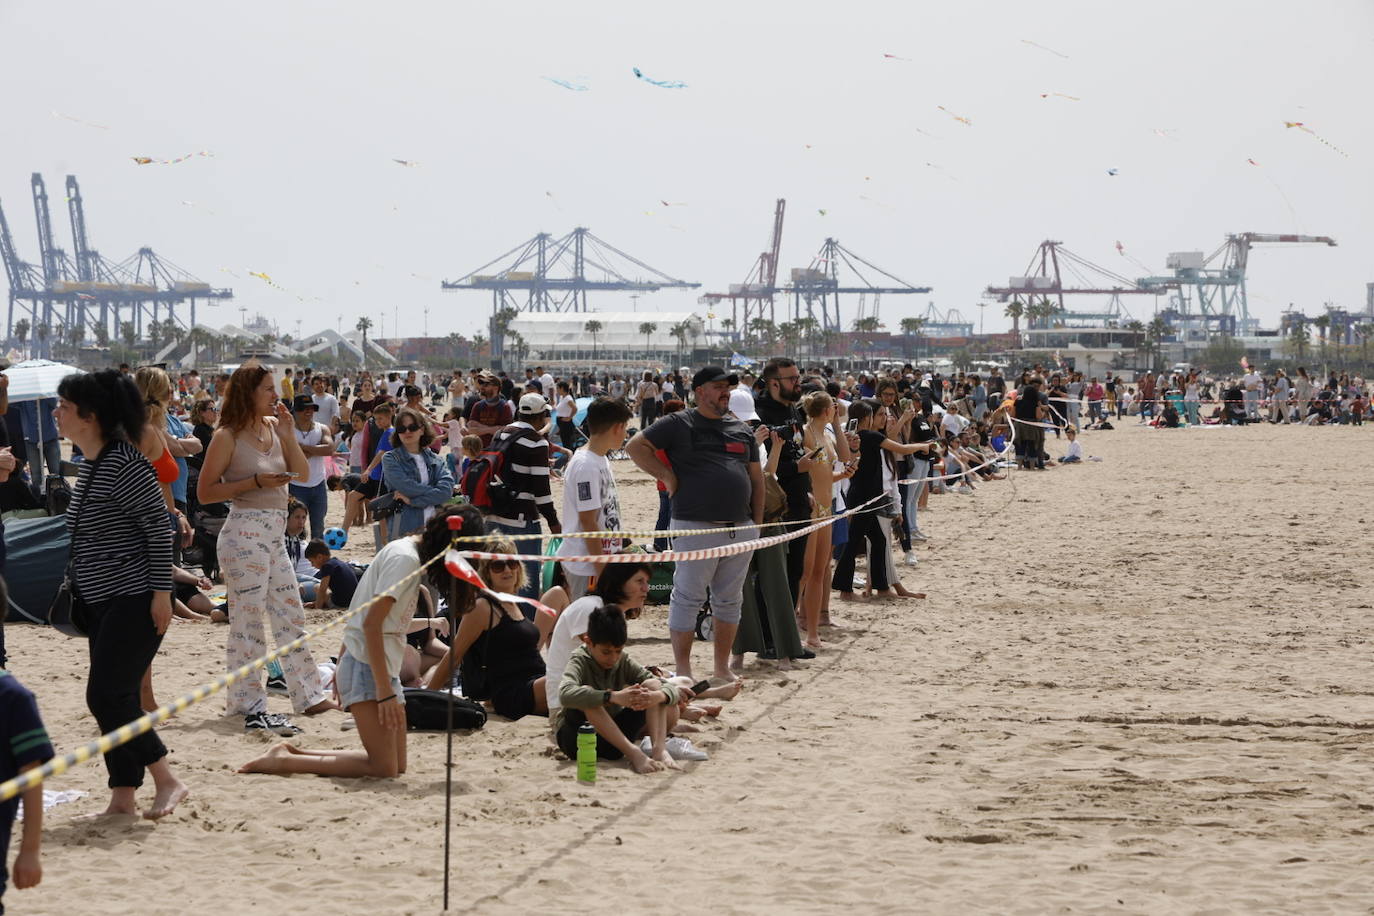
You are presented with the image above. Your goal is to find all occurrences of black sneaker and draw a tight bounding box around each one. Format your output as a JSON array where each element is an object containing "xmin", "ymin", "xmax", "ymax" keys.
[
  {"xmin": 266, "ymin": 675, "xmax": 289, "ymax": 696},
  {"xmin": 244, "ymin": 712, "xmax": 302, "ymax": 736}
]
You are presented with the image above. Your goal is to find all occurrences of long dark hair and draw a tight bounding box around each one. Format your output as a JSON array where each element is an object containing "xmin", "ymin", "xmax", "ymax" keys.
[
  {"xmin": 592, "ymin": 562, "xmax": 654, "ymax": 604},
  {"xmin": 57, "ymin": 370, "xmax": 145, "ymax": 445},
  {"xmin": 417, "ymin": 503, "xmax": 486, "ymax": 617}
]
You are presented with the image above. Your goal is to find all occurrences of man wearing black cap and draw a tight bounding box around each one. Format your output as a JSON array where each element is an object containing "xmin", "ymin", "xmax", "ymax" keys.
[
  {"xmin": 755, "ymin": 357, "xmax": 815, "ymax": 605},
  {"xmin": 627, "ymin": 366, "xmax": 763, "ymax": 683},
  {"xmin": 289, "ymin": 394, "xmax": 335, "ymax": 540}
]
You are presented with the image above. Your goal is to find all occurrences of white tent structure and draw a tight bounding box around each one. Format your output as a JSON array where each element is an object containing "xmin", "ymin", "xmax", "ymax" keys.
[{"xmin": 507, "ymin": 311, "xmax": 704, "ymax": 361}]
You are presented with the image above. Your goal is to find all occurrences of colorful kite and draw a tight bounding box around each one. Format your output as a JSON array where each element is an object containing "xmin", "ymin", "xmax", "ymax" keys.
[
  {"xmin": 936, "ymin": 106, "xmax": 971, "ymax": 126},
  {"xmin": 883, "ymin": 53, "xmax": 911, "ymax": 61},
  {"xmin": 51, "ymin": 110, "xmax": 109, "ymax": 130},
  {"xmin": 1115, "ymin": 240, "xmax": 1125, "ymax": 255},
  {"xmin": 1021, "ymin": 39, "xmax": 1069, "ymax": 59},
  {"xmin": 1151, "ymin": 128, "xmax": 1177, "ymax": 140},
  {"xmin": 542, "ymin": 76, "xmax": 589, "ymax": 91},
  {"xmin": 131, "ymin": 151, "xmax": 213, "ymax": 166},
  {"xmin": 1039, "ymin": 92, "xmax": 1080, "ymax": 101},
  {"xmin": 633, "ymin": 67, "xmax": 687, "ymax": 89},
  {"xmin": 1284, "ymin": 121, "xmax": 1349, "ymax": 158}
]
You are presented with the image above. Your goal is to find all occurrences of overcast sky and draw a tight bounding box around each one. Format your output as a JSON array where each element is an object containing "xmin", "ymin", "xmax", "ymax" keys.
[{"xmin": 2, "ymin": 0, "xmax": 1370, "ymax": 341}]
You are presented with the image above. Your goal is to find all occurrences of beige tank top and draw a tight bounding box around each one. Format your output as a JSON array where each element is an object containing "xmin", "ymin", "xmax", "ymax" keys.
[{"xmin": 224, "ymin": 426, "xmax": 288, "ymax": 511}]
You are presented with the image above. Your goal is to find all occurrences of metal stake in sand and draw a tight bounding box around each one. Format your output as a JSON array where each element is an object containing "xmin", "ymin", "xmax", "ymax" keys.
[{"xmin": 442, "ymin": 514, "xmax": 464, "ymax": 911}]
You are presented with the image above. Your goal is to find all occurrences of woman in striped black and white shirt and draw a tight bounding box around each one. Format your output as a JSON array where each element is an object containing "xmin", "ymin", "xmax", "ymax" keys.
[{"xmin": 56, "ymin": 370, "xmax": 190, "ymax": 819}]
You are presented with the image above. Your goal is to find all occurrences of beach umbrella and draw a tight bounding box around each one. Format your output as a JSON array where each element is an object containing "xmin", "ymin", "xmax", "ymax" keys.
[
  {"xmin": 571, "ymin": 396, "xmax": 593, "ymax": 426},
  {"xmin": 3, "ymin": 359, "xmax": 82, "ymax": 403}
]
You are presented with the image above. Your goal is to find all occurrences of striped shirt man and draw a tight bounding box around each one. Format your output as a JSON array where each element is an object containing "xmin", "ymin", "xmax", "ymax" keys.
[{"xmin": 486, "ymin": 420, "xmax": 559, "ymax": 530}]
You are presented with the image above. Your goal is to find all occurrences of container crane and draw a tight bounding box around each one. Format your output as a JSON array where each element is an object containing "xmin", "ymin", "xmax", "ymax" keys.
[
  {"xmin": 785, "ymin": 237, "xmax": 931, "ymax": 333},
  {"xmin": 1137, "ymin": 233, "xmax": 1336, "ymax": 336},
  {"xmin": 700, "ymin": 198, "xmax": 786, "ymax": 338},
  {"xmin": 984, "ymin": 240, "xmax": 1166, "ymax": 326}
]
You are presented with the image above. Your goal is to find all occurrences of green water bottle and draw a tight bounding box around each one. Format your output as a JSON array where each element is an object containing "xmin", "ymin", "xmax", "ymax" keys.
[{"xmin": 576, "ymin": 723, "xmax": 597, "ymax": 783}]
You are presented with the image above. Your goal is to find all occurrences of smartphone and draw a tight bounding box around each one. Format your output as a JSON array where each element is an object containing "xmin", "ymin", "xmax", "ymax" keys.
[
  {"xmin": 285, "ymin": 472, "xmax": 302, "ymax": 479},
  {"xmin": 845, "ymin": 418, "xmax": 858, "ymax": 433},
  {"xmin": 689, "ymin": 679, "xmax": 711, "ymax": 696}
]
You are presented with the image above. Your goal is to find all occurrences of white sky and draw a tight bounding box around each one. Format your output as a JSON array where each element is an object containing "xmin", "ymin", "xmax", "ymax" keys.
[{"xmin": 2, "ymin": 0, "xmax": 1370, "ymax": 339}]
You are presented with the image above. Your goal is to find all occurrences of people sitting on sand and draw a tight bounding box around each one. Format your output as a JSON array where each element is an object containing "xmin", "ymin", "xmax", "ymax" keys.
[
  {"xmin": 555, "ymin": 606, "xmax": 683, "ymax": 774},
  {"xmin": 424, "ymin": 541, "xmax": 551, "ymax": 720},
  {"xmin": 302, "ymin": 539, "xmax": 358, "ymax": 610},
  {"xmin": 1060, "ymin": 427, "xmax": 1083, "ymax": 463},
  {"xmin": 239, "ymin": 505, "xmax": 485, "ymax": 779}
]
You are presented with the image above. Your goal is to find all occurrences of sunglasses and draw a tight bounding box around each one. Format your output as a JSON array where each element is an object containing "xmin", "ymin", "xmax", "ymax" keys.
[
  {"xmin": 396, "ymin": 423, "xmax": 422, "ymax": 434},
  {"xmin": 485, "ymin": 559, "xmax": 519, "ymax": 573}
]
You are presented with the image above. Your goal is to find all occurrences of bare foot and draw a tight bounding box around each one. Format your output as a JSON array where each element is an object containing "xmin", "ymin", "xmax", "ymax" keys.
[
  {"xmin": 708, "ymin": 676, "xmax": 743, "ymax": 700},
  {"xmin": 895, "ymin": 588, "xmax": 926, "ymax": 599},
  {"xmin": 672, "ymin": 722, "xmax": 702, "ymax": 734},
  {"xmin": 697, "ymin": 703, "xmax": 723, "ymax": 717},
  {"xmin": 303, "ymin": 699, "xmax": 339, "ymax": 716},
  {"xmin": 83, "ymin": 803, "xmax": 140, "ymax": 819},
  {"xmin": 651, "ymin": 748, "xmax": 683, "ymax": 771},
  {"xmin": 630, "ymin": 752, "xmax": 664, "ymax": 775},
  {"xmin": 237, "ymin": 743, "xmax": 293, "ymax": 774},
  {"xmin": 838, "ymin": 591, "xmax": 867, "ymax": 602},
  {"xmin": 144, "ymin": 779, "xmax": 190, "ymax": 820}
]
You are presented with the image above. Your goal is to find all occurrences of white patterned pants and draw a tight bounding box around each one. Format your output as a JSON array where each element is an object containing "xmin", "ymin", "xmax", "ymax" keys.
[{"xmin": 219, "ymin": 508, "xmax": 327, "ymax": 716}]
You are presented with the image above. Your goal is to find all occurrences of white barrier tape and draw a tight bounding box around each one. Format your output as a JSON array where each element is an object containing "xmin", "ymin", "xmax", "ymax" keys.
[{"xmin": 457, "ymin": 493, "xmax": 890, "ymax": 565}]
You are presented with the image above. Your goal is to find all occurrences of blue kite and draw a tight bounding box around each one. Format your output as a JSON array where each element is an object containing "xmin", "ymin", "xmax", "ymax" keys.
[{"xmin": 633, "ymin": 67, "xmax": 688, "ymax": 89}]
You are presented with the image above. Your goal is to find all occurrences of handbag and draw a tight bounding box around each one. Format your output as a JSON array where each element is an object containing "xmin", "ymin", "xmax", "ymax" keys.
[
  {"xmin": 457, "ymin": 605, "xmax": 497, "ymax": 700},
  {"xmin": 48, "ymin": 448, "xmax": 108, "ymax": 638},
  {"xmin": 369, "ymin": 491, "xmax": 400, "ymax": 519}
]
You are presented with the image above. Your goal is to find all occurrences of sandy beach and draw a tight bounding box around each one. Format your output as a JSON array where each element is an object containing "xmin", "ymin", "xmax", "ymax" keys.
[{"xmin": 8, "ymin": 421, "xmax": 1374, "ymax": 914}]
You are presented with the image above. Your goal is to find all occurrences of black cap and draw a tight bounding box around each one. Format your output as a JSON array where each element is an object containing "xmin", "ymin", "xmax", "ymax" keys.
[
  {"xmin": 691, "ymin": 366, "xmax": 739, "ymax": 389},
  {"xmin": 291, "ymin": 394, "xmax": 317, "ymax": 413}
]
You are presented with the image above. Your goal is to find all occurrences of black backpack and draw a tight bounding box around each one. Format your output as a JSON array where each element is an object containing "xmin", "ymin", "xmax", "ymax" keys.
[{"xmin": 403, "ymin": 688, "xmax": 487, "ymax": 730}]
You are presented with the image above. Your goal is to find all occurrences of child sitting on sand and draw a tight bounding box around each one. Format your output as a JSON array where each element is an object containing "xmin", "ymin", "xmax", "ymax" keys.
[
  {"xmin": 555, "ymin": 606, "xmax": 682, "ymax": 774},
  {"xmin": 1060, "ymin": 427, "xmax": 1083, "ymax": 463},
  {"xmin": 302, "ymin": 540, "xmax": 358, "ymax": 610}
]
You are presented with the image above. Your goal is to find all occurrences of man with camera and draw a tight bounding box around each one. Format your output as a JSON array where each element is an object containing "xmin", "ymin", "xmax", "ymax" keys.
[{"xmin": 754, "ymin": 358, "xmax": 817, "ymax": 605}]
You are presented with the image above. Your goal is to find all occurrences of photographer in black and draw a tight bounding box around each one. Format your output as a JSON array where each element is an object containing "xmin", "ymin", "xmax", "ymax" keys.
[{"xmin": 753, "ymin": 359, "xmax": 816, "ymax": 604}]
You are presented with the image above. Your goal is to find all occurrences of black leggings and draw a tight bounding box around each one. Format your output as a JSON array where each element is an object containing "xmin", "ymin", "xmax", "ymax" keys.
[
  {"xmin": 831, "ymin": 511, "xmax": 889, "ymax": 593},
  {"xmin": 557, "ymin": 417, "xmax": 579, "ymax": 452},
  {"xmin": 86, "ymin": 592, "xmax": 167, "ymax": 788}
]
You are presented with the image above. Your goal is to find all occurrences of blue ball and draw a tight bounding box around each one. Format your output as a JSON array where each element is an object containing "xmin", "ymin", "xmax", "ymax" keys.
[{"xmin": 323, "ymin": 526, "xmax": 348, "ymax": 550}]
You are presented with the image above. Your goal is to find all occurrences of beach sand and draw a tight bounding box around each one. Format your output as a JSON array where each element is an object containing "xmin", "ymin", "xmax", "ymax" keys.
[{"xmin": 8, "ymin": 422, "xmax": 1374, "ymax": 914}]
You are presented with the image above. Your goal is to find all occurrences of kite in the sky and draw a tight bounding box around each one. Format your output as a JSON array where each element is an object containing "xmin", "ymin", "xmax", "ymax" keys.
[
  {"xmin": 1106, "ymin": 168, "xmax": 1119, "ymax": 176},
  {"xmin": 1115, "ymin": 240, "xmax": 1125, "ymax": 255},
  {"xmin": 936, "ymin": 106, "xmax": 971, "ymax": 126},
  {"xmin": 392, "ymin": 159, "xmax": 420, "ymax": 167},
  {"xmin": 1039, "ymin": 92, "xmax": 1080, "ymax": 101},
  {"xmin": 1245, "ymin": 157, "xmax": 1299, "ymax": 228},
  {"xmin": 131, "ymin": 151, "xmax": 213, "ymax": 165},
  {"xmin": 52, "ymin": 110, "xmax": 109, "ymax": 130},
  {"xmin": 1021, "ymin": 39, "xmax": 1069, "ymax": 59},
  {"xmin": 180, "ymin": 200, "xmax": 215, "ymax": 216},
  {"xmin": 247, "ymin": 270, "xmax": 312, "ymax": 302},
  {"xmin": 882, "ymin": 53, "xmax": 911, "ymax": 61},
  {"xmin": 1284, "ymin": 121, "xmax": 1349, "ymax": 158},
  {"xmin": 542, "ymin": 76, "xmax": 589, "ymax": 91},
  {"xmin": 924, "ymin": 162, "xmax": 957, "ymax": 181},
  {"xmin": 1151, "ymin": 128, "xmax": 1177, "ymax": 140},
  {"xmin": 818, "ymin": 209, "xmax": 828, "ymax": 216},
  {"xmin": 633, "ymin": 67, "xmax": 687, "ymax": 89},
  {"xmin": 659, "ymin": 200, "xmax": 686, "ymax": 207}
]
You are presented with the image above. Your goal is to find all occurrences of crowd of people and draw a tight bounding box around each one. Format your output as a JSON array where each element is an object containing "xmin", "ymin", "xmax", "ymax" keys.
[{"xmin": 0, "ymin": 351, "xmax": 1363, "ymax": 905}]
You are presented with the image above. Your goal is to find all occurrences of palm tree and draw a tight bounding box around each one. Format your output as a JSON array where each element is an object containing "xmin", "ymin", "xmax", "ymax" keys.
[
  {"xmin": 1312, "ymin": 313, "xmax": 1330, "ymax": 364},
  {"xmin": 852, "ymin": 316, "xmax": 883, "ymax": 334},
  {"xmin": 777, "ymin": 320, "xmax": 801, "ymax": 358},
  {"xmin": 356, "ymin": 317, "xmax": 373, "ymax": 370},
  {"xmin": 67, "ymin": 323, "xmax": 85, "ymax": 358},
  {"xmin": 669, "ymin": 321, "xmax": 690, "ymax": 364},
  {"xmin": 492, "ymin": 306, "xmax": 520, "ymax": 364},
  {"xmin": 36, "ymin": 322, "xmax": 51, "ymax": 358},
  {"xmin": 1286, "ymin": 323, "xmax": 1310, "ymax": 361},
  {"xmin": 120, "ymin": 321, "xmax": 137, "ymax": 350},
  {"xmin": 471, "ymin": 332, "xmax": 488, "ymax": 358},
  {"xmin": 638, "ymin": 322, "xmax": 658, "ymax": 357},
  {"xmin": 1124, "ymin": 320, "xmax": 1146, "ymax": 369},
  {"xmin": 795, "ymin": 316, "xmax": 819, "ymax": 358},
  {"xmin": 93, "ymin": 323, "xmax": 109, "ymax": 350},
  {"xmin": 13, "ymin": 318, "xmax": 29, "ymax": 357},
  {"xmin": 1357, "ymin": 323, "xmax": 1374, "ymax": 366},
  {"xmin": 748, "ymin": 318, "xmax": 775, "ymax": 351},
  {"xmin": 1146, "ymin": 316, "xmax": 1170, "ymax": 373},
  {"xmin": 899, "ymin": 316, "xmax": 927, "ymax": 360},
  {"xmin": 583, "ymin": 319, "xmax": 603, "ymax": 359},
  {"xmin": 281, "ymin": 333, "xmax": 295, "ymax": 348},
  {"xmin": 1004, "ymin": 298, "xmax": 1024, "ymax": 339}
]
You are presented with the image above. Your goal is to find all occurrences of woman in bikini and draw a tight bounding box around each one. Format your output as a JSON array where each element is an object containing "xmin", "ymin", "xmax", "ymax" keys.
[{"xmin": 796, "ymin": 391, "xmax": 855, "ymax": 649}]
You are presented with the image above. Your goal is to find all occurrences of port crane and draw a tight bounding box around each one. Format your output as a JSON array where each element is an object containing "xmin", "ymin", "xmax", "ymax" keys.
[
  {"xmin": 1137, "ymin": 233, "xmax": 1337, "ymax": 336},
  {"xmin": 700, "ymin": 198, "xmax": 786, "ymax": 336},
  {"xmin": 785, "ymin": 237, "xmax": 931, "ymax": 333}
]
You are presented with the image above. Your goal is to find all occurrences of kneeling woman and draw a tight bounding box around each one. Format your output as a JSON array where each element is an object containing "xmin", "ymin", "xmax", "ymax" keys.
[
  {"xmin": 425, "ymin": 540, "xmax": 550, "ymax": 720},
  {"xmin": 240, "ymin": 504, "xmax": 485, "ymax": 778}
]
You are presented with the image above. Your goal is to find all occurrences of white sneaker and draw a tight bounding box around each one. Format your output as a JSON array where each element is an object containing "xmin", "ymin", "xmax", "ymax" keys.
[
  {"xmin": 641, "ymin": 736, "xmax": 709, "ymax": 761},
  {"xmin": 903, "ymin": 551, "xmax": 918, "ymax": 566},
  {"xmin": 910, "ymin": 529, "xmax": 929, "ymax": 542},
  {"xmin": 956, "ymin": 485, "xmax": 974, "ymax": 495}
]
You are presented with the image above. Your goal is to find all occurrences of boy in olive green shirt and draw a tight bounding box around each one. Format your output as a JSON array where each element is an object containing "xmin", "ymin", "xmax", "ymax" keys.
[{"xmin": 556, "ymin": 606, "xmax": 680, "ymax": 774}]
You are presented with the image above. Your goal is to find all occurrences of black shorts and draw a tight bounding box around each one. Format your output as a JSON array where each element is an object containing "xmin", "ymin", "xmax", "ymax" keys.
[
  {"xmin": 358, "ymin": 477, "xmax": 380, "ymax": 499},
  {"xmin": 556, "ymin": 707, "xmax": 647, "ymax": 760},
  {"xmin": 490, "ymin": 676, "xmax": 543, "ymax": 722},
  {"xmin": 174, "ymin": 582, "xmax": 201, "ymax": 604}
]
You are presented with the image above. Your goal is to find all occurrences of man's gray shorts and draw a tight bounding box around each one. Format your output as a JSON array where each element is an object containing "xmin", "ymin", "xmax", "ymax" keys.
[{"xmin": 666, "ymin": 517, "xmax": 755, "ymax": 631}]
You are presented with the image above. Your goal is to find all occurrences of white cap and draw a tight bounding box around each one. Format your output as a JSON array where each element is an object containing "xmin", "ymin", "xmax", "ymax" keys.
[
  {"xmin": 517, "ymin": 393, "xmax": 549, "ymax": 415},
  {"xmin": 728, "ymin": 387, "xmax": 758, "ymax": 422}
]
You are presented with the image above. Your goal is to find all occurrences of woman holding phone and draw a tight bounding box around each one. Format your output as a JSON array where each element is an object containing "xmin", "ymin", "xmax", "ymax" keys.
[{"xmin": 199, "ymin": 363, "xmax": 337, "ymax": 736}]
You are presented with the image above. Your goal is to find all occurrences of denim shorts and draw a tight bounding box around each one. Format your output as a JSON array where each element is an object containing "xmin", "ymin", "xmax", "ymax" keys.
[{"xmin": 335, "ymin": 652, "xmax": 403, "ymax": 711}]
